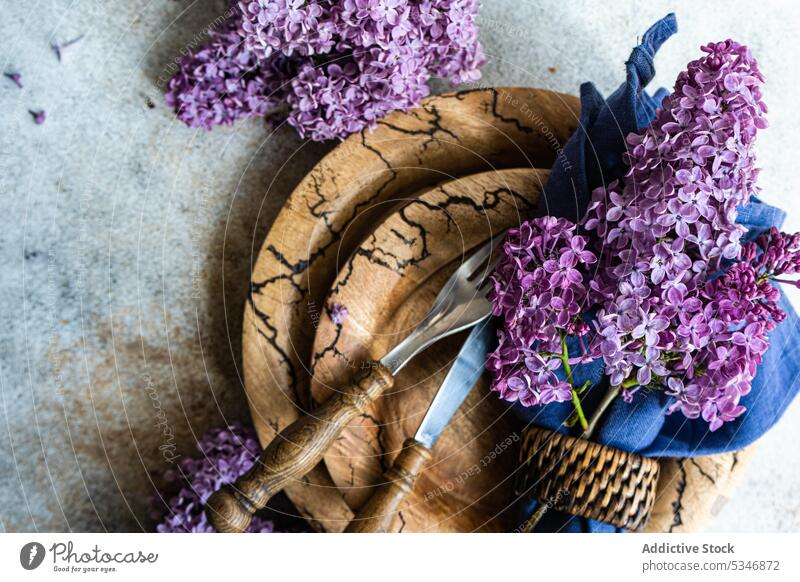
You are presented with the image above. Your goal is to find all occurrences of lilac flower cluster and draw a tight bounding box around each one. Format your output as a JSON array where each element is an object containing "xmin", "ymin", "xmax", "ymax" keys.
[
  {"xmin": 165, "ymin": 11, "xmax": 295, "ymax": 130},
  {"xmin": 665, "ymin": 229, "xmax": 800, "ymax": 429},
  {"xmin": 585, "ymin": 40, "xmax": 767, "ymax": 300},
  {"xmin": 151, "ymin": 423, "xmax": 274, "ymax": 532},
  {"xmin": 489, "ymin": 40, "xmax": 800, "ymax": 432},
  {"xmin": 581, "ymin": 40, "xmax": 775, "ymax": 429},
  {"xmin": 487, "ymin": 217, "xmax": 597, "ymax": 407},
  {"xmin": 166, "ymin": 1, "xmax": 485, "ymax": 140}
]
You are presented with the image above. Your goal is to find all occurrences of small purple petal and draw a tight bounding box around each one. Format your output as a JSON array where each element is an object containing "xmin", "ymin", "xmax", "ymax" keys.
[
  {"xmin": 29, "ymin": 110, "xmax": 46, "ymax": 125},
  {"xmin": 4, "ymin": 71, "xmax": 22, "ymax": 88}
]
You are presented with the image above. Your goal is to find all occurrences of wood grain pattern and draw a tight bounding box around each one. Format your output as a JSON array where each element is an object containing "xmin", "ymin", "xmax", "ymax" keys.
[
  {"xmin": 244, "ymin": 88, "xmax": 580, "ymax": 529},
  {"xmin": 207, "ymin": 365, "xmax": 394, "ymax": 532},
  {"xmin": 345, "ymin": 438, "xmax": 433, "ymax": 533}
]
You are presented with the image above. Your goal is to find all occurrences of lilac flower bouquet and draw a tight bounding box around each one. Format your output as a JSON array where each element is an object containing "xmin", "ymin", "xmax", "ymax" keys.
[
  {"xmin": 166, "ymin": 1, "xmax": 485, "ymax": 141},
  {"xmin": 488, "ymin": 40, "xmax": 800, "ymax": 434}
]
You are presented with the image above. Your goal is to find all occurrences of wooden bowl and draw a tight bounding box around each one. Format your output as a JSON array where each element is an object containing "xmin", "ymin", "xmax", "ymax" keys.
[
  {"xmin": 242, "ymin": 88, "xmax": 753, "ymax": 532},
  {"xmin": 243, "ymin": 87, "xmax": 580, "ymax": 529}
]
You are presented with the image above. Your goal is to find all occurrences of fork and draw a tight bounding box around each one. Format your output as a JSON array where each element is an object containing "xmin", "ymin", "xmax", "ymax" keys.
[{"xmin": 206, "ymin": 235, "xmax": 502, "ymax": 532}]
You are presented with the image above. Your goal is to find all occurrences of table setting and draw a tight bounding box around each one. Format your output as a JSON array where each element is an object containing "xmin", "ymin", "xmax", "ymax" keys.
[{"xmin": 141, "ymin": 6, "xmax": 800, "ymax": 534}]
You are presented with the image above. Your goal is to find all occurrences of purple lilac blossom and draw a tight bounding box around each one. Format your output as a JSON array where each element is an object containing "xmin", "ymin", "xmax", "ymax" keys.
[
  {"xmin": 490, "ymin": 40, "xmax": 800, "ymax": 432},
  {"xmin": 329, "ymin": 302, "xmax": 349, "ymax": 325},
  {"xmin": 669, "ymin": 229, "xmax": 800, "ymax": 430},
  {"xmin": 486, "ymin": 217, "xmax": 597, "ymax": 407},
  {"xmin": 167, "ymin": 1, "xmax": 485, "ymax": 139},
  {"xmin": 150, "ymin": 423, "xmax": 274, "ymax": 532},
  {"xmin": 584, "ymin": 40, "xmax": 767, "ymax": 299},
  {"xmin": 165, "ymin": 10, "xmax": 296, "ymax": 130},
  {"xmin": 582, "ymin": 40, "xmax": 783, "ymax": 430}
]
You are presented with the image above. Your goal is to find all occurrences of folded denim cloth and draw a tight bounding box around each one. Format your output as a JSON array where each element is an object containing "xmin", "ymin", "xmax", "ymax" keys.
[{"xmin": 475, "ymin": 13, "xmax": 800, "ymax": 531}]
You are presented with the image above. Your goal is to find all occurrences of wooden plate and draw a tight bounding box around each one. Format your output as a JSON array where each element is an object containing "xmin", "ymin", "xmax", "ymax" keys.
[
  {"xmin": 309, "ymin": 167, "xmax": 756, "ymax": 532},
  {"xmin": 243, "ymin": 87, "xmax": 753, "ymax": 531},
  {"xmin": 243, "ymin": 88, "xmax": 580, "ymax": 529},
  {"xmin": 310, "ymin": 168, "xmax": 545, "ymax": 531}
]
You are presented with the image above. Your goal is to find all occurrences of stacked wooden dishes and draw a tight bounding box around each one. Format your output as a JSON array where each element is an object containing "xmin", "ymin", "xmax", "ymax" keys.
[{"xmin": 242, "ymin": 88, "xmax": 754, "ymax": 532}]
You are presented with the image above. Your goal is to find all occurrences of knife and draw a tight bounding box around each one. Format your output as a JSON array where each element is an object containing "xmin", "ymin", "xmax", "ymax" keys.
[{"xmin": 345, "ymin": 324, "xmax": 491, "ymax": 533}]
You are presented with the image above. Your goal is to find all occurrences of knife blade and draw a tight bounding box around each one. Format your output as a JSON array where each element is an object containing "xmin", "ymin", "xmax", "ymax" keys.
[
  {"xmin": 345, "ymin": 323, "xmax": 491, "ymax": 532},
  {"xmin": 413, "ymin": 323, "xmax": 492, "ymax": 448}
]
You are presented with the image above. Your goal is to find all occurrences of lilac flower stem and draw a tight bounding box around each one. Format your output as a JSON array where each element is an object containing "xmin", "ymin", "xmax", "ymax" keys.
[
  {"xmin": 561, "ymin": 334, "xmax": 588, "ymax": 431},
  {"xmin": 581, "ymin": 377, "xmax": 635, "ymax": 439},
  {"xmin": 583, "ymin": 385, "xmax": 621, "ymax": 440},
  {"xmin": 519, "ymin": 338, "xmax": 588, "ymax": 533}
]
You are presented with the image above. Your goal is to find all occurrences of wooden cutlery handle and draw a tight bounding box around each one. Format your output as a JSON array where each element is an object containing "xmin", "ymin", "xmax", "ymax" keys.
[
  {"xmin": 345, "ymin": 438, "xmax": 432, "ymax": 533},
  {"xmin": 206, "ymin": 365, "xmax": 394, "ymax": 533}
]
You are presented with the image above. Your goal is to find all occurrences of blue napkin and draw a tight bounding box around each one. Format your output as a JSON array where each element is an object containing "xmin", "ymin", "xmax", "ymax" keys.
[{"xmin": 479, "ymin": 13, "xmax": 800, "ymax": 531}]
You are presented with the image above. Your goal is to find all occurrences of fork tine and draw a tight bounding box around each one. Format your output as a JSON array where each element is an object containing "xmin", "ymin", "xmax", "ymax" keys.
[
  {"xmin": 458, "ymin": 239, "xmax": 493, "ymax": 275},
  {"xmin": 476, "ymin": 256, "xmax": 500, "ymax": 291},
  {"xmin": 460, "ymin": 232, "xmax": 506, "ymax": 278},
  {"xmin": 421, "ymin": 232, "xmax": 505, "ymax": 326}
]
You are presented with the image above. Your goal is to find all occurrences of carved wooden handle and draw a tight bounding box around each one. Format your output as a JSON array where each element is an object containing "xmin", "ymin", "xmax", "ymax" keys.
[
  {"xmin": 206, "ymin": 365, "xmax": 394, "ymax": 533},
  {"xmin": 345, "ymin": 438, "xmax": 432, "ymax": 533}
]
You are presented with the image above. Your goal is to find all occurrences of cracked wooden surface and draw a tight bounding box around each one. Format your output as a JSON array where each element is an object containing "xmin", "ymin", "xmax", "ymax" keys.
[
  {"xmin": 311, "ymin": 168, "xmax": 544, "ymax": 532},
  {"xmin": 645, "ymin": 448, "xmax": 756, "ymax": 533}
]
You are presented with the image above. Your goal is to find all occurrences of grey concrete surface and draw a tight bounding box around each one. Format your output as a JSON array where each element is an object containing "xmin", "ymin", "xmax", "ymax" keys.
[{"xmin": 0, "ymin": 0, "xmax": 798, "ymax": 532}]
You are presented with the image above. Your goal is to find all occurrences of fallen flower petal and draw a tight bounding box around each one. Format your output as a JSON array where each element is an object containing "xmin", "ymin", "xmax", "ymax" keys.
[
  {"xmin": 4, "ymin": 71, "xmax": 22, "ymax": 88},
  {"xmin": 29, "ymin": 109, "xmax": 46, "ymax": 125},
  {"xmin": 329, "ymin": 302, "xmax": 349, "ymax": 326}
]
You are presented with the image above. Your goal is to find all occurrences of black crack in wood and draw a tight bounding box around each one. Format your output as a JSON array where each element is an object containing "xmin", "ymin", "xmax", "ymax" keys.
[
  {"xmin": 309, "ymin": 320, "xmax": 356, "ymax": 378},
  {"xmin": 377, "ymin": 103, "xmax": 458, "ymax": 152},
  {"xmin": 730, "ymin": 451, "xmax": 739, "ymax": 471},
  {"xmin": 248, "ymin": 297, "xmax": 305, "ymax": 409},
  {"xmin": 456, "ymin": 87, "xmax": 539, "ymax": 134},
  {"xmin": 251, "ymin": 138, "xmax": 396, "ymax": 305},
  {"xmin": 395, "ymin": 186, "xmax": 532, "ymax": 258},
  {"xmin": 390, "ymin": 227, "xmax": 416, "ymax": 246},
  {"xmin": 250, "ymin": 245, "xmax": 308, "ymax": 303},
  {"xmin": 669, "ymin": 461, "xmax": 688, "ymax": 533},
  {"xmin": 486, "ymin": 87, "xmax": 535, "ymax": 135},
  {"xmin": 306, "ymin": 167, "xmax": 335, "ymax": 228},
  {"xmin": 689, "ymin": 459, "xmax": 717, "ymax": 485},
  {"xmin": 453, "ymin": 86, "xmax": 493, "ymax": 100},
  {"xmin": 359, "ymin": 131, "xmax": 399, "ymax": 203},
  {"xmin": 329, "ymin": 233, "xmax": 403, "ymax": 297},
  {"xmin": 332, "ymin": 184, "xmax": 536, "ymax": 291},
  {"xmin": 397, "ymin": 511, "xmax": 407, "ymax": 533}
]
